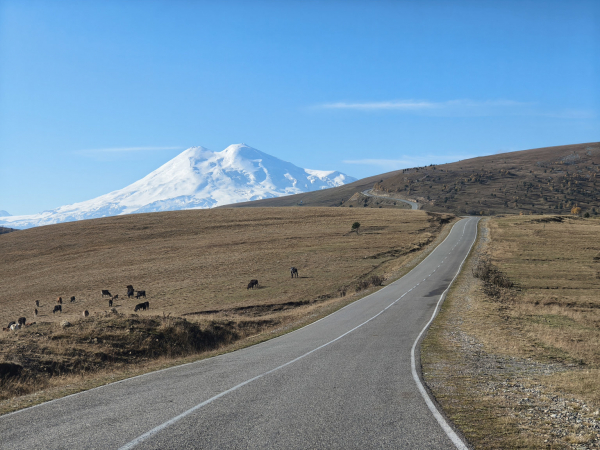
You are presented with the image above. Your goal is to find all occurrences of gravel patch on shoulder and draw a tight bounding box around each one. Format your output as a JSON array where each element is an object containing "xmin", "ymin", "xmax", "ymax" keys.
[{"xmin": 424, "ymin": 219, "xmax": 600, "ymax": 449}]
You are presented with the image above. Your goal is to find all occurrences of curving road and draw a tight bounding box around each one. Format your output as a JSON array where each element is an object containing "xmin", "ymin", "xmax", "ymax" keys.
[
  {"xmin": 362, "ymin": 190, "xmax": 419, "ymax": 210},
  {"xmin": 0, "ymin": 218, "xmax": 478, "ymax": 450}
]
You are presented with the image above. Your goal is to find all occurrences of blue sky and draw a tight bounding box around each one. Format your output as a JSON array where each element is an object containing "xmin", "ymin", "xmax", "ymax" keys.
[{"xmin": 1, "ymin": 0, "xmax": 598, "ymax": 215}]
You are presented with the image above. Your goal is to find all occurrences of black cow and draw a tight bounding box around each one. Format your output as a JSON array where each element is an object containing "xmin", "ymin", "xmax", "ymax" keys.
[
  {"xmin": 134, "ymin": 302, "xmax": 147, "ymax": 312},
  {"xmin": 108, "ymin": 298, "xmax": 113, "ymax": 307},
  {"xmin": 70, "ymin": 296, "xmax": 76, "ymax": 302},
  {"xmin": 35, "ymin": 300, "xmax": 40, "ymax": 307},
  {"xmin": 17, "ymin": 317, "xmax": 26, "ymax": 326},
  {"xmin": 101, "ymin": 290, "xmax": 112, "ymax": 298},
  {"xmin": 247, "ymin": 279, "xmax": 259, "ymax": 289},
  {"xmin": 135, "ymin": 290, "xmax": 146, "ymax": 299},
  {"xmin": 53, "ymin": 305, "xmax": 62, "ymax": 314},
  {"xmin": 126, "ymin": 285, "xmax": 135, "ymax": 298},
  {"xmin": 34, "ymin": 309, "xmax": 38, "ymax": 316},
  {"xmin": 144, "ymin": 301, "xmax": 149, "ymax": 310},
  {"xmin": 7, "ymin": 321, "xmax": 15, "ymax": 328},
  {"xmin": 290, "ymin": 267, "xmax": 299, "ymax": 278}
]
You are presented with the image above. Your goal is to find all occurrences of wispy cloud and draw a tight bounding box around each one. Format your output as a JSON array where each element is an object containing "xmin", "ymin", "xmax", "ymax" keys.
[
  {"xmin": 322, "ymin": 100, "xmax": 438, "ymax": 110},
  {"xmin": 317, "ymin": 99, "xmax": 595, "ymax": 119},
  {"xmin": 76, "ymin": 146, "xmax": 184, "ymax": 156},
  {"xmin": 319, "ymin": 99, "xmax": 530, "ymax": 111},
  {"xmin": 343, "ymin": 153, "xmax": 471, "ymax": 169}
]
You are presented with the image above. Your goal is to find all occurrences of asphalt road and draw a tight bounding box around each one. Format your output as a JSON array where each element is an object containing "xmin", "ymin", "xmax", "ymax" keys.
[
  {"xmin": 361, "ymin": 190, "xmax": 419, "ymax": 210},
  {"xmin": 0, "ymin": 217, "xmax": 478, "ymax": 450}
]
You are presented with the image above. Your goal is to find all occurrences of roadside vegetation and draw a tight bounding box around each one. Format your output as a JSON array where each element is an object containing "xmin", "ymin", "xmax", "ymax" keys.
[
  {"xmin": 0, "ymin": 207, "xmax": 454, "ymax": 414},
  {"xmin": 422, "ymin": 215, "xmax": 600, "ymax": 449}
]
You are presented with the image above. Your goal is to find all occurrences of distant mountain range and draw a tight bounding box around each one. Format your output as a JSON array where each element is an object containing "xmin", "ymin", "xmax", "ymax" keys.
[{"xmin": 0, "ymin": 144, "xmax": 356, "ymax": 229}]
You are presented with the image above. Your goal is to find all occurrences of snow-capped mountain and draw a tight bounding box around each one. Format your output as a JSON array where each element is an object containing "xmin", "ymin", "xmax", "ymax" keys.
[{"xmin": 1, "ymin": 144, "xmax": 356, "ymax": 229}]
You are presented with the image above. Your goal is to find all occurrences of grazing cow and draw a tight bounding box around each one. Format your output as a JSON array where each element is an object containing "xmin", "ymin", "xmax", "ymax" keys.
[
  {"xmin": 17, "ymin": 317, "xmax": 26, "ymax": 326},
  {"xmin": 35, "ymin": 300, "xmax": 40, "ymax": 307},
  {"xmin": 70, "ymin": 296, "xmax": 76, "ymax": 303},
  {"xmin": 57, "ymin": 297, "xmax": 63, "ymax": 304},
  {"xmin": 290, "ymin": 267, "xmax": 299, "ymax": 278},
  {"xmin": 53, "ymin": 305, "xmax": 62, "ymax": 314},
  {"xmin": 34, "ymin": 309, "xmax": 38, "ymax": 317},
  {"xmin": 135, "ymin": 290, "xmax": 146, "ymax": 299},
  {"xmin": 10, "ymin": 324, "xmax": 20, "ymax": 331},
  {"xmin": 247, "ymin": 279, "xmax": 259, "ymax": 289},
  {"xmin": 144, "ymin": 301, "xmax": 149, "ymax": 310},
  {"xmin": 126, "ymin": 285, "xmax": 135, "ymax": 298},
  {"xmin": 134, "ymin": 302, "xmax": 147, "ymax": 312},
  {"xmin": 101, "ymin": 290, "xmax": 112, "ymax": 298},
  {"xmin": 83, "ymin": 310, "xmax": 89, "ymax": 318},
  {"xmin": 108, "ymin": 298, "xmax": 113, "ymax": 307},
  {"xmin": 112, "ymin": 294, "xmax": 118, "ymax": 300}
]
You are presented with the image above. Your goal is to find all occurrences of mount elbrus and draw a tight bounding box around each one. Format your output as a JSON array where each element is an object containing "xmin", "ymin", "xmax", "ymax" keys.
[{"xmin": 0, "ymin": 144, "xmax": 356, "ymax": 229}]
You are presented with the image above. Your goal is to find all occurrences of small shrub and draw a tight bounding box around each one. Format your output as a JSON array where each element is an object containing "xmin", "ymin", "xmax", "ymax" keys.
[
  {"xmin": 369, "ymin": 275, "xmax": 385, "ymax": 286},
  {"xmin": 472, "ymin": 258, "xmax": 513, "ymax": 298}
]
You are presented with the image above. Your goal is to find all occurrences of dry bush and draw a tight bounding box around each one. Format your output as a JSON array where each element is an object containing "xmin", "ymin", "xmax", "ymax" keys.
[{"xmin": 472, "ymin": 257, "xmax": 513, "ymax": 298}]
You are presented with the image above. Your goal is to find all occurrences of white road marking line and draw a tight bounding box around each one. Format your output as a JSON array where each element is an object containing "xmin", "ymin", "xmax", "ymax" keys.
[
  {"xmin": 410, "ymin": 217, "xmax": 477, "ymax": 450},
  {"xmin": 118, "ymin": 218, "xmax": 474, "ymax": 449}
]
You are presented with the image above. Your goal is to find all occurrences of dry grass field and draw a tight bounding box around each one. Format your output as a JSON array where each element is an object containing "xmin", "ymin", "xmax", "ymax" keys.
[
  {"xmin": 0, "ymin": 207, "xmax": 453, "ymax": 412},
  {"xmin": 422, "ymin": 215, "xmax": 600, "ymax": 449}
]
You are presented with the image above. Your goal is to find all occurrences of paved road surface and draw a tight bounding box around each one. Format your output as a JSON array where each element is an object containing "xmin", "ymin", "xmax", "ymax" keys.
[
  {"xmin": 0, "ymin": 218, "xmax": 478, "ymax": 450},
  {"xmin": 362, "ymin": 190, "xmax": 419, "ymax": 210}
]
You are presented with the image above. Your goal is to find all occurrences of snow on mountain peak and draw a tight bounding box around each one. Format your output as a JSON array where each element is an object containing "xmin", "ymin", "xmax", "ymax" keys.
[{"xmin": 1, "ymin": 144, "xmax": 356, "ymax": 229}]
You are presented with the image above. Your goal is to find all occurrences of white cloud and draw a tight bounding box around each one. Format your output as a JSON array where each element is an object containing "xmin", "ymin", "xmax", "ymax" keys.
[
  {"xmin": 316, "ymin": 98, "xmax": 540, "ymax": 116},
  {"xmin": 317, "ymin": 99, "xmax": 595, "ymax": 119},
  {"xmin": 322, "ymin": 100, "xmax": 437, "ymax": 110}
]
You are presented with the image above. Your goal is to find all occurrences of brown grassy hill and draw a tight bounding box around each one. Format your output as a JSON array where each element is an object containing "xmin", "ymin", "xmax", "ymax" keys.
[
  {"xmin": 227, "ymin": 142, "xmax": 600, "ymax": 216},
  {"xmin": 0, "ymin": 207, "xmax": 454, "ymax": 408},
  {"xmin": 374, "ymin": 142, "xmax": 600, "ymax": 216}
]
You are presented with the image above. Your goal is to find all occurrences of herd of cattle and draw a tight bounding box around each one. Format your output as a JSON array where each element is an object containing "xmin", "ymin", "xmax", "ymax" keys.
[
  {"xmin": 4, "ymin": 285, "xmax": 150, "ymax": 332},
  {"xmin": 6, "ymin": 268, "xmax": 301, "ymax": 331}
]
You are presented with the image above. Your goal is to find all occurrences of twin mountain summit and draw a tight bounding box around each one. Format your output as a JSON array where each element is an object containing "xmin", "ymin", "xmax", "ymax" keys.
[{"xmin": 1, "ymin": 144, "xmax": 356, "ymax": 229}]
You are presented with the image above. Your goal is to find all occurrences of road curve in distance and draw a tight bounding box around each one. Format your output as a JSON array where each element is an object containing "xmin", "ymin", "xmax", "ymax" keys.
[
  {"xmin": 0, "ymin": 218, "xmax": 479, "ymax": 450},
  {"xmin": 362, "ymin": 189, "xmax": 419, "ymax": 209}
]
